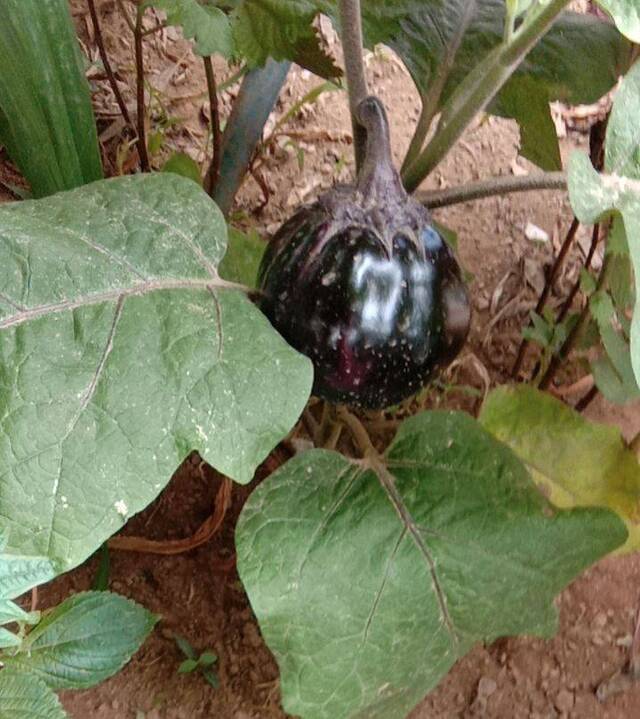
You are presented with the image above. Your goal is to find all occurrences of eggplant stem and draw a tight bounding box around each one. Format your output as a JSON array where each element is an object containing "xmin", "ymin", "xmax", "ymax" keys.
[{"xmin": 338, "ymin": 0, "xmax": 368, "ymax": 172}]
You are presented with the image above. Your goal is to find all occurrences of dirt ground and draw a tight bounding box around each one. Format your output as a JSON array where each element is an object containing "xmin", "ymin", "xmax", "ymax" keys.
[{"xmin": 2, "ymin": 1, "xmax": 640, "ymax": 717}]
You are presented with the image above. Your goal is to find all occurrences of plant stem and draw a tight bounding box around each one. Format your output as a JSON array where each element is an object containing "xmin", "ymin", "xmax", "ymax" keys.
[
  {"xmin": 338, "ymin": 0, "xmax": 368, "ymax": 172},
  {"xmin": 557, "ymin": 223, "xmax": 601, "ymax": 323},
  {"xmin": 115, "ymin": 0, "xmax": 136, "ymax": 34},
  {"xmin": 134, "ymin": 2, "xmax": 150, "ymax": 172},
  {"xmin": 337, "ymin": 406, "xmax": 378, "ymax": 458},
  {"xmin": 419, "ymin": 171, "xmax": 567, "ymax": 210},
  {"xmin": 511, "ymin": 216, "xmax": 580, "ymax": 379},
  {"xmin": 575, "ymin": 384, "xmax": 599, "ymax": 413},
  {"xmin": 203, "ymin": 57, "xmax": 222, "ymax": 196},
  {"xmin": 141, "ymin": 20, "xmax": 167, "ymax": 37},
  {"xmin": 87, "ymin": 0, "xmax": 133, "ymax": 129},
  {"xmin": 403, "ymin": 0, "xmax": 571, "ymax": 192},
  {"xmin": 539, "ymin": 253, "xmax": 613, "ymax": 390},
  {"xmin": 401, "ymin": 0, "xmax": 476, "ymax": 174}
]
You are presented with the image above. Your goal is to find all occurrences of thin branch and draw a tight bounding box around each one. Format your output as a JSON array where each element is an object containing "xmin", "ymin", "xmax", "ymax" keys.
[
  {"xmin": 141, "ymin": 20, "xmax": 167, "ymax": 37},
  {"xmin": 575, "ymin": 385, "xmax": 599, "ymax": 413},
  {"xmin": 203, "ymin": 56, "xmax": 222, "ymax": 196},
  {"xmin": 134, "ymin": 2, "xmax": 151, "ymax": 172},
  {"xmin": 557, "ymin": 223, "xmax": 601, "ymax": 323},
  {"xmin": 418, "ymin": 171, "xmax": 567, "ymax": 210},
  {"xmin": 115, "ymin": 0, "xmax": 136, "ymax": 33},
  {"xmin": 539, "ymin": 253, "xmax": 613, "ymax": 390},
  {"xmin": 401, "ymin": 0, "xmax": 476, "ymax": 174},
  {"xmin": 338, "ymin": 0, "xmax": 368, "ymax": 172},
  {"xmin": 511, "ymin": 216, "xmax": 579, "ymax": 379},
  {"xmin": 87, "ymin": 0, "xmax": 133, "ymax": 129}
]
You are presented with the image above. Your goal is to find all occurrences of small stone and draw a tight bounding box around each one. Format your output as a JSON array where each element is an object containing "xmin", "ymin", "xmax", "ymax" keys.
[
  {"xmin": 477, "ymin": 676, "xmax": 497, "ymax": 698},
  {"xmin": 554, "ymin": 689, "xmax": 574, "ymax": 713},
  {"xmin": 593, "ymin": 611, "xmax": 608, "ymax": 628},
  {"xmin": 525, "ymin": 222, "xmax": 550, "ymax": 243}
]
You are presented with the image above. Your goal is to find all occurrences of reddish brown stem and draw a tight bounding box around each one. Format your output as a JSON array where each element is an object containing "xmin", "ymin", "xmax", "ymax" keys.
[
  {"xmin": 511, "ymin": 217, "xmax": 580, "ymax": 378},
  {"xmin": 539, "ymin": 253, "xmax": 612, "ymax": 390},
  {"xmin": 575, "ymin": 384, "xmax": 599, "ymax": 412},
  {"xmin": 141, "ymin": 21, "xmax": 167, "ymax": 37},
  {"xmin": 87, "ymin": 0, "xmax": 133, "ymax": 128},
  {"xmin": 557, "ymin": 223, "xmax": 601, "ymax": 324},
  {"xmin": 203, "ymin": 57, "xmax": 222, "ymax": 196},
  {"xmin": 134, "ymin": 3, "xmax": 151, "ymax": 172},
  {"xmin": 109, "ymin": 479, "xmax": 232, "ymax": 554}
]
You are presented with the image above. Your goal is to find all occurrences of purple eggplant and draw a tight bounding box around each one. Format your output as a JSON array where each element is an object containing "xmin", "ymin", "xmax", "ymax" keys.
[{"xmin": 258, "ymin": 96, "xmax": 470, "ymax": 409}]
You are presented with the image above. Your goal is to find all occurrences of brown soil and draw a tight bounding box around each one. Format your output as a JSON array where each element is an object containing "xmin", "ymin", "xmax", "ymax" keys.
[{"xmin": 4, "ymin": 2, "xmax": 640, "ymax": 718}]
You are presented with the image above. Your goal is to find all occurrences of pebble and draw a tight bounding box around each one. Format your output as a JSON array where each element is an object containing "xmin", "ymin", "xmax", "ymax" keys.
[
  {"xmin": 477, "ymin": 676, "xmax": 497, "ymax": 698},
  {"xmin": 554, "ymin": 688, "xmax": 574, "ymax": 713}
]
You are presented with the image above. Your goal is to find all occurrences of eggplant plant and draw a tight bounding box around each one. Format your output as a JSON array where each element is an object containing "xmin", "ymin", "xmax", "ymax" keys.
[{"xmin": 0, "ymin": 0, "xmax": 639, "ymax": 718}]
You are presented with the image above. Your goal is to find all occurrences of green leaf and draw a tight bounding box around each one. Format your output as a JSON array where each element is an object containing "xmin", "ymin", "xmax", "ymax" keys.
[
  {"xmin": 237, "ymin": 411, "xmax": 624, "ymax": 719},
  {"xmin": 202, "ymin": 668, "xmax": 220, "ymax": 688},
  {"xmin": 0, "ymin": 599, "xmax": 39, "ymax": 627},
  {"xmin": 0, "ymin": 552, "xmax": 56, "ymax": 601},
  {"xmin": 173, "ymin": 633, "xmax": 197, "ymax": 660},
  {"xmin": 568, "ymin": 60, "xmax": 640, "ymax": 389},
  {"xmin": 232, "ymin": 1, "xmax": 340, "ymax": 78},
  {"xmin": 0, "ymin": 670, "xmax": 68, "ymax": 719},
  {"xmin": 0, "ymin": 174, "xmax": 312, "ymax": 571},
  {"xmin": 218, "ymin": 227, "xmax": 266, "ymax": 288},
  {"xmin": 161, "ymin": 153, "xmax": 203, "ymax": 186},
  {"xmin": 0, "ymin": 626, "xmax": 21, "ymax": 648},
  {"xmin": 360, "ymin": 1, "xmax": 629, "ymax": 171},
  {"xmin": 589, "ymin": 291, "xmax": 640, "ymax": 404},
  {"xmin": 178, "ymin": 658, "xmax": 199, "ymax": 673},
  {"xmin": 198, "ymin": 651, "xmax": 217, "ymax": 666},
  {"xmin": 480, "ymin": 385, "xmax": 640, "ymax": 552},
  {"xmin": 495, "ymin": 76, "xmax": 562, "ymax": 171},
  {"xmin": 3, "ymin": 591, "xmax": 157, "ymax": 690},
  {"xmin": 145, "ymin": 0, "xmax": 234, "ymax": 57},
  {"xmin": 237, "ymin": 2, "xmax": 627, "ymax": 170},
  {"xmin": 596, "ymin": 0, "xmax": 640, "ymax": 42},
  {"xmin": 0, "ymin": 0, "xmax": 103, "ymax": 198}
]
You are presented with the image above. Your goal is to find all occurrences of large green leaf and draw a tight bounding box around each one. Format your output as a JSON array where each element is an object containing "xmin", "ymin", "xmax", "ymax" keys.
[
  {"xmin": 382, "ymin": 0, "xmax": 628, "ymax": 171},
  {"xmin": 0, "ymin": 670, "xmax": 68, "ymax": 719},
  {"xmin": 0, "ymin": 174, "xmax": 312, "ymax": 571},
  {"xmin": 145, "ymin": 0, "xmax": 234, "ymax": 57},
  {"xmin": 597, "ymin": 0, "xmax": 640, "ymax": 42},
  {"xmin": 480, "ymin": 386, "xmax": 640, "ymax": 552},
  {"xmin": 568, "ymin": 59, "xmax": 640, "ymax": 388},
  {"xmin": 237, "ymin": 411, "xmax": 625, "ymax": 719},
  {"xmin": 232, "ymin": 1, "xmax": 340, "ymax": 78},
  {"xmin": 228, "ymin": 1, "xmax": 629, "ymax": 171},
  {"xmin": 3, "ymin": 591, "xmax": 157, "ymax": 690},
  {"xmin": 0, "ymin": 0, "xmax": 103, "ymax": 198}
]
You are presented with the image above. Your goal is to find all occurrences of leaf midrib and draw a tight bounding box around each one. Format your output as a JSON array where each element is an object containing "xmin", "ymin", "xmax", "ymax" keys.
[{"xmin": 0, "ymin": 277, "xmax": 231, "ymax": 330}]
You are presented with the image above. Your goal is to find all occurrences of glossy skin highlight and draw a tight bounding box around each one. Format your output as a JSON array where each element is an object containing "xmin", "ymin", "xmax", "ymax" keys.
[{"xmin": 258, "ymin": 97, "xmax": 471, "ymax": 409}]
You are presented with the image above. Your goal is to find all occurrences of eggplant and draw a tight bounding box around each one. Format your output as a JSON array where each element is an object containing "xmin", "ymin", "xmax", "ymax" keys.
[{"xmin": 258, "ymin": 96, "xmax": 470, "ymax": 409}]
